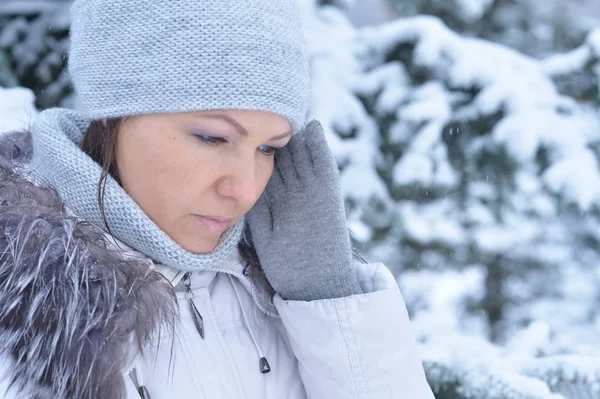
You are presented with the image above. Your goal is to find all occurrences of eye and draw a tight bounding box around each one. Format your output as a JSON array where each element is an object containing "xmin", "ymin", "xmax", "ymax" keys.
[
  {"xmin": 258, "ymin": 145, "xmax": 278, "ymax": 156},
  {"xmin": 195, "ymin": 135, "xmax": 227, "ymax": 145}
]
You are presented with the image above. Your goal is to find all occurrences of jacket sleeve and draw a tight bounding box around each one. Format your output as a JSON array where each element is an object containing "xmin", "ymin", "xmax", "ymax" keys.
[{"xmin": 273, "ymin": 262, "xmax": 435, "ymax": 399}]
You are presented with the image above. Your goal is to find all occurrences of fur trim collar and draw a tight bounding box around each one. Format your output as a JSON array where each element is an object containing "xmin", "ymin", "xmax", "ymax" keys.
[{"xmin": 0, "ymin": 131, "xmax": 177, "ymax": 398}]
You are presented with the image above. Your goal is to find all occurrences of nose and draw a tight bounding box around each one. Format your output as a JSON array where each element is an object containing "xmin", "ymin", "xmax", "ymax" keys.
[{"xmin": 216, "ymin": 156, "xmax": 261, "ymax": 208}]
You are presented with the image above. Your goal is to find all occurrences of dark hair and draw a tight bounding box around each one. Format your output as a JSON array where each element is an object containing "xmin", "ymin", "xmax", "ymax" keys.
[{"xmin": 79, "ymin": 118, "xmax": 123, "ymax": 235}]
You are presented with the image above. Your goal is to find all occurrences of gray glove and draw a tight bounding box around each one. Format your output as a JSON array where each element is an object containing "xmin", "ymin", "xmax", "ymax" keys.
[{"xmin": 247, "ymin": 120, "xmax": 362, "ymax": 301}]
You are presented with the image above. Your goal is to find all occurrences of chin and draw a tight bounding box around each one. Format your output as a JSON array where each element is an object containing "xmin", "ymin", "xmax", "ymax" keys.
[
  {"xmin": 180, "ymin": 237, "xmax": 220, "ymax": 255},
  {"xmin": 170, "ymin": 220, "xmax": 226, "ymax": 254}
]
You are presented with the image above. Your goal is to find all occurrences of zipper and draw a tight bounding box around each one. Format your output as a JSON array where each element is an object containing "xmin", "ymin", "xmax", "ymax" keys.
[
  {"xmin": 125, "ymin": 267, "xmax": 271, "ymax": 398},
  {"xmin": 157, "ymin": 263, "xmax": 279, "ymax": 319},
  {"xmin": 138, "ymin": 386, "xmax": 151, "ymax": 399},
  {"xmin": 182, "ymin": 272, "xmax": 205, "ymax": 339}
]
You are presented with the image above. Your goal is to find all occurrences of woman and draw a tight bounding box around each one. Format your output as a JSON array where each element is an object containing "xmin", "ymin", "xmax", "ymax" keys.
[{"xmin": 0, "ymin": 0, "xmax": 434, "ymax": 398}]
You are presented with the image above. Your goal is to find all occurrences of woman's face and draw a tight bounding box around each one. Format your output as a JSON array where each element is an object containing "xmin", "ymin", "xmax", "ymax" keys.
[{"xmin": 115, "ymin": 109, "xmax": 292, "ymax": 254}]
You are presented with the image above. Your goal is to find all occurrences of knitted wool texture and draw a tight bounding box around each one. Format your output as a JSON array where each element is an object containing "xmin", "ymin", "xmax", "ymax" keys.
[
  {"xmin": 28, "ymin": 108, "xmax": 244, "ymax": 271},
  {"xmin": 68, "ymin": 0, "xmax": 311, "ymax": 134}
]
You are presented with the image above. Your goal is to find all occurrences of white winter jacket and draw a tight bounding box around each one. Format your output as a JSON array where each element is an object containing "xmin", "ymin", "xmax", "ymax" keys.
[
  {"xmin": 120, "ymin": 249, "xmax": 435, "ymax": 399},
  {"xmin": 0, "ymin": 247, "xmax": 434, "ymax": 399}
]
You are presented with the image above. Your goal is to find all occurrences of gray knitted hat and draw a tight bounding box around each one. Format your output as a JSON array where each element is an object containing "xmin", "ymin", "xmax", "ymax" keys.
[{"xmin": 68, "ymin": 0, "xmax": 311, "ymax": 134}]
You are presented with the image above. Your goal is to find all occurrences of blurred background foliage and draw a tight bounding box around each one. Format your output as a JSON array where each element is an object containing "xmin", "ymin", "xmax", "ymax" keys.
[{"xmin": 1, "ymin": 0, "xmax": 600, "ymax": 397}]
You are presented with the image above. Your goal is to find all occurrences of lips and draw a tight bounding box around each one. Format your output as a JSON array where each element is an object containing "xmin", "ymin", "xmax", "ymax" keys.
[
  {"xmin": 204, "ymin": 215, "xmax": 232, "ymax": 222},
  {"xmin": 193, "ymin": 214, "xmax": 233, "ymax": 233}
]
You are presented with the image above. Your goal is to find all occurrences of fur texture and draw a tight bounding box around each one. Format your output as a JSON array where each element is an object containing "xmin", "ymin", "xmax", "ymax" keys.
[{"xmin": 0, "ymin": 131, "xmax": 178, "ymax": 399}]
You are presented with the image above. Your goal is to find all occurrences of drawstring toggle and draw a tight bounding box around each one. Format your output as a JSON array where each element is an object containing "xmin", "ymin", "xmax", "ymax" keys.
[{"xmin": 260, "ymin": 357, "xmax": 271, "ymax": 374}]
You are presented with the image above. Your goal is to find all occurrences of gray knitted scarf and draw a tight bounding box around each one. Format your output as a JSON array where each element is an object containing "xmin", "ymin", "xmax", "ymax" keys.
[{"xmin": 27, "ymin": 108, "xmax": 244, "ymax": 272}]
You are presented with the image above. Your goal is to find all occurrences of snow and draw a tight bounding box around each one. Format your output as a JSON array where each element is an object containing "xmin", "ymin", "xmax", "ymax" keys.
[
  {"xmin": 589, "ymin": 29, "xmax": 600, "ymax": 58},
  {"xmin": 346, "ymin": 0, "xmax": 393, "ymax": 27},
  {"xmin": 398, "ymin": 201, "xmax": 466, "ymax": 246},
  {"xmin": 302, "ymin": 8, "xmax": 600, "ymax": 395},
  {"xmin": 354, "ymin": 61, "xmax": 411, "ymax": 113},
  {"xmin": 0, "ymin": 87, "xmax": 37, "ymax": 133},
  {"xmin": 544, "ymin": 147, "xmax": 600, "ymax": 210},
  {"xmin": 356, "ymin": 16, "xmax": 600, "ymax": 213},
  {"xmin": 542, "ymin": 28, "xmax": 600, "ymax": 77},
  {"xmin": 542, "ymin": 47, "xmax": 592, "ymax": 76},
  {"xmin": 300, "ymin": 2, "xmax": 391, "ymax": 222},
  {"xmin": 0, "ymin": 1, "xmax": 67, "ymax": 15},
  {"xmin": 455, "ymin": 0, "xmax": 494, "ymax": 22},
  {"xmin": 0, "ymin": 0, "xmax": 72, "ymax": 109},
  {"xmin": 400, "ymin": 267, "xmax": 486, "ymax": 335},
  {"xmin": 492, "ymin": 109, "xmax": 600, "ymax": 210}
]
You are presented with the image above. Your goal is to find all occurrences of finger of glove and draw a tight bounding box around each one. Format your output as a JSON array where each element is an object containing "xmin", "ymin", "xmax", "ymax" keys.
[
  {"xmin": 287, "ymin": 129, "xmax": 314, "ymax": 185},
  {"xmin": 274, "ymin": 145, "xmax": 302, "ymax": 190},
  {"xmin": 246, "ymin": 191, "xmax": 273, "ymax": 237},
  {"xmin": 263, "ymin": 174, "xmax": 289, "ymax": 219},
  {"xmin": 265, "ymin": 154, "xmax": 285, "ymax": 192},
  {"xmin": 305, "ymin": 120, "xmax": 339, "ymax": 178}
]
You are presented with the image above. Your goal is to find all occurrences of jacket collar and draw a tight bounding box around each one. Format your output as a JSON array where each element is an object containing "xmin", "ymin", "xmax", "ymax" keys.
[{"xmin": 107, "ymin": 232, "xmax": 280, "ymax": 318}]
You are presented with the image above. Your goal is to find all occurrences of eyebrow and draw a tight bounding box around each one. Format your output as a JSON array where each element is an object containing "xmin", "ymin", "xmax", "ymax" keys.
[{"xmin": 200, "ymin": 113, "xmax": 293, "ymax": 140}]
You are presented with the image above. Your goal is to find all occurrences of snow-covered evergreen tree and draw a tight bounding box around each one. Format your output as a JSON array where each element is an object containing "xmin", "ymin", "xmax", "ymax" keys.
[
  {"xmin": 300, "ymin": 1, "xmax": 600, "ymax": 397},
  {"xmin": 357, "ymin": 13, "xmax": 600, "ymax": 339},
  {"xmin": 0, "ymin": 50, "xmax": 17, "ymax": 87},
  {"xmin": 386, "ymin": 0, "xmax": 494, "ymax": 32},
  {"xmin": 0, "ymin": 0, "xmax": 72, "ymax": 109},
  {"xmin": 386, "ymin": 0, "xmax": 600, "ymax": 58},
  {"xmin": 542, "ymin": 29, "xmax": 600, "ymax": 106}
]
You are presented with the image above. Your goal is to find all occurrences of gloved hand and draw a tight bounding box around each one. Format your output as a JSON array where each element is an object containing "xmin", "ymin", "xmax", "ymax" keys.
[{"xmin": 246, "ymin": 120, "xmax": 362, "ymax": 301}]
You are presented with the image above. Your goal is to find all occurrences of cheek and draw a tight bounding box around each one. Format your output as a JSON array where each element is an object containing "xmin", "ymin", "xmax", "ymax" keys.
[{"xmin": 116, "ymin": 127, "xmax": 200, "ymax": 216}]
